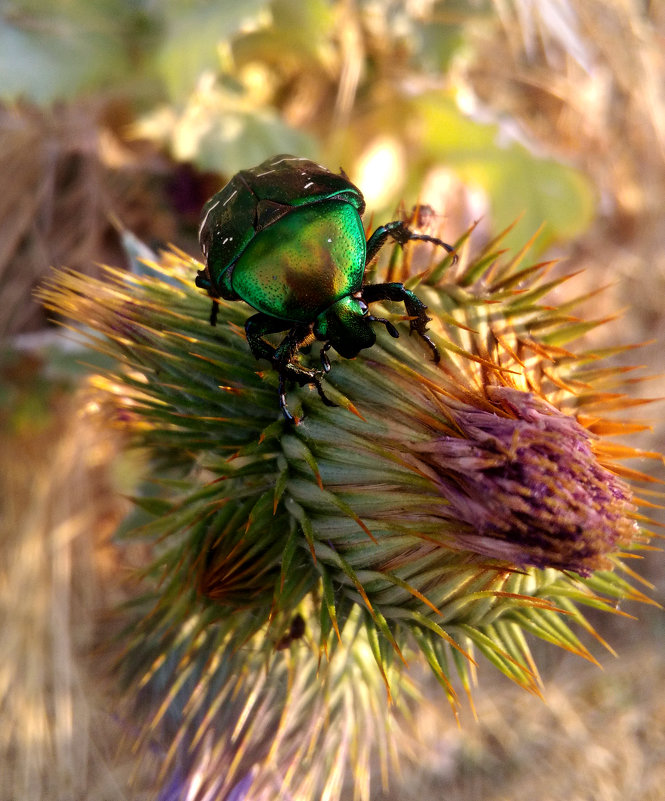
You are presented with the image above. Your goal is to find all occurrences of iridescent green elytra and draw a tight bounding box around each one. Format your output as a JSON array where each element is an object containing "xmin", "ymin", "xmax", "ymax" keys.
[{"xmin": 197, "ymin": 154, "xmax": 455, "ymax": 422}]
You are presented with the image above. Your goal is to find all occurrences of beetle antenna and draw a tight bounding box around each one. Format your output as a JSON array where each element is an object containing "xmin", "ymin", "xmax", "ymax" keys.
[
  {"xmin": 368, "ymin": 315, "xmax": 400, "ymax": 338},
  {"xmin": 320, "ymin": 342, "xmax": 332, "ymax": 373}
]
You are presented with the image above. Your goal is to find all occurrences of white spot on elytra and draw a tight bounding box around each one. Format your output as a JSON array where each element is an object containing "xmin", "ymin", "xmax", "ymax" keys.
[{"xmin": 198, "ymin": 199, "xmax": 221, "ymax": 238}]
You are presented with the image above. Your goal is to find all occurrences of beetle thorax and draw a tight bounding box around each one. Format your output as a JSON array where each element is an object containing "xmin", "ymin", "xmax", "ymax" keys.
[{"xmin": 314, "ymin": 296, "xmax": 376, "ymax": 359}]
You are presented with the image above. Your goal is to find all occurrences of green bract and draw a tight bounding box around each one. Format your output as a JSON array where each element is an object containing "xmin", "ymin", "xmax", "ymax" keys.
[{"xmin": 196, "ymin": 154, "xmax": 455, "ymax": 422}]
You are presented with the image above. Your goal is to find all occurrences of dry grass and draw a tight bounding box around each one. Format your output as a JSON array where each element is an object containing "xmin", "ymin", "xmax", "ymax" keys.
[
  {"xmin": 468, "ymin": 0, "xmax": 665, "ymax": 355},
  {"xmin": 0, "ymin": 101, "xmax": 180, "ymax": 338},
  {"xmin": 0, "ymin": 385, "xmax": 138, "ymax": 801},
  {"xmin": 0, "ymin": 104, "xmax": 109, "ymax": 336},
  {"xmin": 383, "ymin": 635, "xmax": 665, "ymax": 801}
]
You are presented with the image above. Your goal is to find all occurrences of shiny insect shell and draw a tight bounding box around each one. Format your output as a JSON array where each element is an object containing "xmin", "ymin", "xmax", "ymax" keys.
[{"xmin": 196, "ymin": 154, "xmax": 455, "ymax": 422}]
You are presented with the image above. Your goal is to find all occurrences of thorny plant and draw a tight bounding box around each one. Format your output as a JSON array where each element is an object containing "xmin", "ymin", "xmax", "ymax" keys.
[{"xmin": 39, "ymin": 219, "xmax": 663, "ymax": 801}]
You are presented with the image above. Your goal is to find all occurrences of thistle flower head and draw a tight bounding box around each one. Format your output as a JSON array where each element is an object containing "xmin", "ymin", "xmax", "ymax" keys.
[
  {"xmin": 394, "ymin": 384, "xmax": 638, "ymax": 575},
  {"xmin": 38, "ymin": 223, "xmax": 661, "ymax": 801}
]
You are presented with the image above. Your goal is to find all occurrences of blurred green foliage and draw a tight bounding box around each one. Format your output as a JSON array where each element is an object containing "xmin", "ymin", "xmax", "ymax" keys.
[
  {"xmin": 414, "ymin": 93, "xmax": 595, "ymax": 250},
  {"xmin": 155, "ymin": 0, "xmax": 271, "ymax": 101},
  {"xmin": 0, "ymin": 0, "xmax": 151, "ymax": 102},
  {"xmin": 0, "ymin": 0, "xmax": 594, "ymax": 253}
]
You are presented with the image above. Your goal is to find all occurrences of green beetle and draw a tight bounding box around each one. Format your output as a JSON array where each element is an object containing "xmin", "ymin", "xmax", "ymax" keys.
[{"xmin": 196, "ymin": 154, "xmax": 455, "ymax": 422}]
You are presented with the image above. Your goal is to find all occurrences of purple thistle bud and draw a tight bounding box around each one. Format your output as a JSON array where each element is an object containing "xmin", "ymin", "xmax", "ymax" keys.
[{"xmin": 405, "ymin": 386, "xmax": 638, "ymax": 575}]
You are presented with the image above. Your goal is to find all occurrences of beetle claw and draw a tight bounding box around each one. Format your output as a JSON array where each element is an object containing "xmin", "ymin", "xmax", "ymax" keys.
[
  {"xmin": 408, "ymin": 317, "xmax": 440, "ymax": 363},
  {"xmin": 277, "ymin": 361, "xmax": 337, "ymax": 422},
  {"xmin": 278, "ymin": 373, "xmax": 296, "ymax": 423},
  {"xmin": 313, "ymin": 374, "xmax": 337, "ymax": 408},
  {"xmin": 423, "ymin": 334, "xmax": 440, "ymax": 363},
  {"xmin": 277, "ymin": 362, "xmax": 333, "ymax": 422},
  {"xmin": 412, "ymin": 326, "xmax": 440, "ymax": 363}
]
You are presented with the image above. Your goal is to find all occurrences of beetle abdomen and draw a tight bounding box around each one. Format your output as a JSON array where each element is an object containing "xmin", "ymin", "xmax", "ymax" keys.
[{"xmin": 230, "ymin": 200, "xmax": 367, "ymax": 323}]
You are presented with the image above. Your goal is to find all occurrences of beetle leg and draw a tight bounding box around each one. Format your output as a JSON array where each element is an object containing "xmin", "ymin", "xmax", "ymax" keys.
[
  {"xmin": 277, "ymin": 330, "xmax": 338, "ymax": 418},
  {"xmin": 277, "ymin": 364, "xmax": 337, "ymax": 421},
  {"xmin": 209, "ymin": 299, "xmax": 219, "ymax": 326},
  {"xmin": 245, "ymin": 313, "xmax": 289, "ymax": 363},
  {"xmin": 247, "ymin": 315, "xmax": 313, "ymax": 401},
  {"xmin": 361, "ymin": 282, "xmax": 440, "ymax": 363},
  {"xmin": 366, "ymin": 220, "xmax": 456, "ymax": 265},
  {"xmin": 277, "ymin": 367, "xmax": 328, "ymax": 424},
  {"xmin": 273, "ymin": 324, "xmax": 315, "ymax": 370},
  {"xmin": 247, "ymin": 316, "xmax": 318, "ymax": 385},
  {"xmin": 245, "ymin": 315, "xmax": 337, "ymax": 420}
]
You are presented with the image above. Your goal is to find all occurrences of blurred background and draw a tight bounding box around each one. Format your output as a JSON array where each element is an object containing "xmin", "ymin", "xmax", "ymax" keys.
[{"xmin": 1, "ymin": 1, "xmax": 664, "ymax": 799}]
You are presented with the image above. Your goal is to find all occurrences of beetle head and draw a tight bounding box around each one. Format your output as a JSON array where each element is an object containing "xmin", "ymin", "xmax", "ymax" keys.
[{"xmin": 314, "ymin": 296, "xmax": 376, "ymax": 359}]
